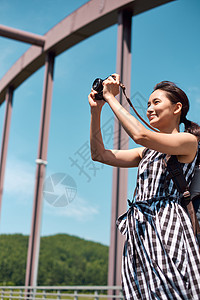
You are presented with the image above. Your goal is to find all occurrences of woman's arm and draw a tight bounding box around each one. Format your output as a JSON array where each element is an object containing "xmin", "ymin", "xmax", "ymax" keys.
[
  {"xmin": 103, "ymin": 75, "xmax": 198, "ymax": 162},
  {"xmin": 89, "ymin": 90, "xmax": 143, "ymax": 167}
]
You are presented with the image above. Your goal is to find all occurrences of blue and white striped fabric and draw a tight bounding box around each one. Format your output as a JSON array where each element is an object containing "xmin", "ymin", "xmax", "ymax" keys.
[{"xmin": 117, "ymin": 147, "xmax": 200, "ymax": 299}]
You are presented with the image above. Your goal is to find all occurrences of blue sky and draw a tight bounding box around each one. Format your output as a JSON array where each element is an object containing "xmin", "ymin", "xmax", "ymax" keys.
[{"xmin": 0, "ymin": 0, "xmax": 200, "ymax": 246}]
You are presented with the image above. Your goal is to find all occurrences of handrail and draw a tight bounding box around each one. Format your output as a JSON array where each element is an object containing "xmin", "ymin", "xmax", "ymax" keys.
[{"xmin": 0, "ymin": 286, "xmax": 124, "ymax": 300}]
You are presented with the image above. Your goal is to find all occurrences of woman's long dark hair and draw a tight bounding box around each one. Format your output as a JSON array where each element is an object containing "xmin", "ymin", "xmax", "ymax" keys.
[{"xmin": 153, "ymin": 81, "xmax": 200, "ymax": 141}]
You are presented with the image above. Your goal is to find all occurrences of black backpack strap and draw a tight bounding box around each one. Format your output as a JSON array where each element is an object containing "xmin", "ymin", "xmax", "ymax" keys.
[
  {"xmin": 163, "ymin": 155, "xmax": 200, "ymax": 242},
  {"xmin": 196, "ymin": 142, "xmax": 200, "ymax": 165},
  {"xmin": 163, "ymin": 155, "xmax": 190, "ymax": 198}
]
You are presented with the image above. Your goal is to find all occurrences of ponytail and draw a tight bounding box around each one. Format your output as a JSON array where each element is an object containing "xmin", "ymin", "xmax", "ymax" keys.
[{"xmin": 182, "ymin": 118, "xmax": 200, "ymax": 142}]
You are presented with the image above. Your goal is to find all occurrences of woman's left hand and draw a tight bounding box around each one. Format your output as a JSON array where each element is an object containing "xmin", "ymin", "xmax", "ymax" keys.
[{"xmin": 103, "ymin": 73, "xmax": 120, "ymax": 101}]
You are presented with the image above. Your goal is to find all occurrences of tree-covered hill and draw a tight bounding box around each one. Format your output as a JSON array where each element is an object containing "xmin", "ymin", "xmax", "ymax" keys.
[{"xmin": 0, "ymin": 234, "xmax": 108, "ymax": 286}]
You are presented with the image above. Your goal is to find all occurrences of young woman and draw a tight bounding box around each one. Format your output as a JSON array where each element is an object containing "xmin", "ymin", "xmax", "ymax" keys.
[{"xmin": 88, "ymin": 74, "xmax": 200, "ymax": 299}]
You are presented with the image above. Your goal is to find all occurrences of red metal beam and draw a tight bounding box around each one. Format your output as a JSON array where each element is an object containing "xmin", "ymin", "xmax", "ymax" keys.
[
  {"xmin": 0, "ymin": 87, "xmax": 13, "ymax": 219},
  {"xmin": 25, "ymin": 52, "xmax": 54, "ymax": 287},
  {"xmin": 0, "ymin": 25, "xmax": 45, "ymax": 46},
  {"xmin": 0, "ymin": 0, "xmax": 175, "ymax": 104},
  {"xmin": 108, "ymin": 10, "xmax": 132, "ymax": 289}
]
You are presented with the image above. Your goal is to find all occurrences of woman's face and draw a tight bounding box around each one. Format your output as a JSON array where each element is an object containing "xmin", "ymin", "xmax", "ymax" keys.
[{"xmin": 146, "ymin": 89, "xmax": 178, "ymax": 130}]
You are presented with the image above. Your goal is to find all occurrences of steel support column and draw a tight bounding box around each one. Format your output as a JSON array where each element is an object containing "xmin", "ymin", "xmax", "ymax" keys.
[
  {"xmin": 0, "ymin": 87, "xmax": 13, "ymax": 220},
  {"xmin": 108, "ymin": 10, "xmax": 132, "ymax": 288},
  {"xmin": 25, "ymin": 52, "xmax": 55, "ymax": 287}
]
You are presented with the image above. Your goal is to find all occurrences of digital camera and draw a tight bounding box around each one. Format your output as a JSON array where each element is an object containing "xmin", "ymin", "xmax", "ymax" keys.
[{"xmin": 92, "ymin": 77, "xmax": 108, "ymax": 100}]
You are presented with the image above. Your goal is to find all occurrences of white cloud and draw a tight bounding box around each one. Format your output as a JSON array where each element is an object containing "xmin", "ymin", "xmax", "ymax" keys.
[
  {"xmin": 2, "ymin": 156, "xmax": 99, "ymax": 221},
  {"xmin": 4, "ymin": 157, "xmax": 35, "ymax": 203},
  {"xmin": 44, "ymin": 195, "xmax": 99, "ymax": 222}
]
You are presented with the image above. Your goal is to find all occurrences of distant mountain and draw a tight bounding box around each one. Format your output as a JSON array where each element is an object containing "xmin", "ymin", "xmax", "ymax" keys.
[{"xmin": 0, "ymin": 234, "xmax": 108, "ymax": 286}]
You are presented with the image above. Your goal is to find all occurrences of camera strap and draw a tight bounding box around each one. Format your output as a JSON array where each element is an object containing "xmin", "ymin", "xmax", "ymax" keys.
[{"xmin": 119, "ymin": 82, "xmax": 159, "ymax": 133}]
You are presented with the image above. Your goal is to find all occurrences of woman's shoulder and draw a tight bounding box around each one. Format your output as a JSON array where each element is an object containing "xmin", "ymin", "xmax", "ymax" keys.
[
  {"xmin": 176, "ymin": 132, "xmax": 198, "ymax": 163},
  {"xmin": 140, "ymin": 133, "xmax": 199, "ymax": 162}
]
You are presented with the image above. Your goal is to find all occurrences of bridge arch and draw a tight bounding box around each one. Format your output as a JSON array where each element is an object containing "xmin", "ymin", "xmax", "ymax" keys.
[{"xmin": 0, "ymin": 0, "xmax": 173, "ymax": 103}]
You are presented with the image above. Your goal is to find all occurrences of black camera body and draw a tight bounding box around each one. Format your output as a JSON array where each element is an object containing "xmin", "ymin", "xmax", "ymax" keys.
[{"xmin": 92, "ymin": 77, "xmax": 107, "ymax": 100}]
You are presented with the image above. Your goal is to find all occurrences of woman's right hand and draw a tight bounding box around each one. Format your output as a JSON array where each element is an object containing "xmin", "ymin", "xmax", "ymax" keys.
[{"xmin": 88, "ymin": 89, "xmax": 106, "ymax": 111}]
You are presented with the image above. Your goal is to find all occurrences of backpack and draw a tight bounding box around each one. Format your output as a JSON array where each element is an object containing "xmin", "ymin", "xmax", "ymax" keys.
[
  {"xmin": 190, "ymin": 149, "xmax": 200, "ymax": 225},
  {"xmin": 164, "ymin": 148, "xmax": 200, "ymax": 247}
]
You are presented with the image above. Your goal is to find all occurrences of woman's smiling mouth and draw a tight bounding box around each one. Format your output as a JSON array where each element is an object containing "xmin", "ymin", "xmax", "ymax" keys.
[{"xmin": 149, "ymin": 114, "xmax": 157, "ymax": 120}]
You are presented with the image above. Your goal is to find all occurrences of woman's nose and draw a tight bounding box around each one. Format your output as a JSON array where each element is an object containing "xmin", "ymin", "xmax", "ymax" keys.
[{"xmin": 147, "ymin": 105, "xmax": 154, "ymax": 113}]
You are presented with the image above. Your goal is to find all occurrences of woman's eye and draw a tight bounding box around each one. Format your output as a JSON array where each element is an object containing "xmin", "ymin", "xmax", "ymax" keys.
[{"xmin": 154, "ymin": 100, "xmax": 160, "ymax": 104}]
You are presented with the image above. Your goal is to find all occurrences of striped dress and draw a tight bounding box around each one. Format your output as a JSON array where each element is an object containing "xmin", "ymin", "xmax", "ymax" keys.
[{"xmin": 117, "ymin": 146, "xmax": 200, "ymax": 300}]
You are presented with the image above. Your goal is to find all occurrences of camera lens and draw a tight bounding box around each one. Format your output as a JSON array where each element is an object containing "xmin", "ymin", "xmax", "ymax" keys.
[
  {"xmin": 92, "ymin": 78, "xmax": 103, "ymax": 93},
  {"xmin": 92, "ymin": 78, "xmax": 104, "ymax": 100}
]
